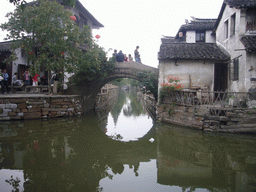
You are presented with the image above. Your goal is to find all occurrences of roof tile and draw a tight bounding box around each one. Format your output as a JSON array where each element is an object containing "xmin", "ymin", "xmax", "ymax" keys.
[
  {"xmin": 240, "ymin": 35, "xmax": 256, "ymax": 52},
  {"xmin": 225, "ymin": 0, "xmax": 256, "ymax": 8},
  {"xmin": 158, "ymin": 43, "xmax": 230, "ymax": 61}
]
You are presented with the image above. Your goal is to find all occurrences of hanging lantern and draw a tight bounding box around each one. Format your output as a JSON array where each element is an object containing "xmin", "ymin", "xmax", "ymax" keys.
[
  {"xmin": 95, "ymin": 35, "xmax": 100, "ymax": 39},
  {"xmin": 70, "ymin": 15, "xmax": 76, "ymax": 21}
]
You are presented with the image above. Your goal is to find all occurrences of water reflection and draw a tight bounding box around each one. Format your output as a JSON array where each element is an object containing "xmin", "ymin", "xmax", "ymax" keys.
[
  {"xmin": 0, "ymin": 89, "xmax": 256, "ymax": 192},
  {"xmin": 157, "ymin": 124, "xmax": 256, "ymax": 192},
  {"xmin": 105, "ymin": 89, "xmax": 153, "ymax": 141},
  {"xmin": 0, "ymin": 116, "xmax": 156, "ymax": 192}
]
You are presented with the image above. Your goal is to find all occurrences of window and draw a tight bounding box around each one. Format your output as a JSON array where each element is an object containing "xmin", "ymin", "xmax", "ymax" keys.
[
  {"xmin": 229, "ymin": 58, "xmax": 239, "ymax": 81},
  {"xmin": 196, "ymin": 31, "xmax": 205, "ymax": 42},
  {"xmin": 224, "ymin": 20, "xmax": 228, "ymax": 39},
  {"xmin": 79, "ymin": 13, "xmax": 88, "ymax": 29},
  {"xmin": 230, "ymin": 13, "xmax": 236, "ymax": 36},
  {"xmin": 234, "ymin": 58, "xmax": 239, "ymax": 80}
]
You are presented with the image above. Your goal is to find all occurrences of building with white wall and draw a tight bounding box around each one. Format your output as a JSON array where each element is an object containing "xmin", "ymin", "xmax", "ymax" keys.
[
  {"xmin": 214, "ymin": 0, "xmax": 256, "ymax": 92},
  {"xmin": 158, "ymin": 18, "xmax": 230, "ymax": 96},
  {"xmin": 158, "ymin": 0, "xmax": 256, "ymax": 96},
  {"xmin": 0, "ymin": 0, "xmax": 103, "ymax": 85}
]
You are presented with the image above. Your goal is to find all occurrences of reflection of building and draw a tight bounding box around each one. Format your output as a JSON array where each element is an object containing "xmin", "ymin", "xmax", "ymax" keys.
[{"xmin": 157, "ymin": 125, "xmax": 256, "ymax": 191}]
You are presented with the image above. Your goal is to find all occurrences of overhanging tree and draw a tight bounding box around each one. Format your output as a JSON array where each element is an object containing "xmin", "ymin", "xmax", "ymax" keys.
[
  {"xmin": 9, "ymin": 0, "xmax": 76, "ymax": 7},
  {"xmin": 2, "ymin": 0, "xmax": 111, "ymax": 93}
]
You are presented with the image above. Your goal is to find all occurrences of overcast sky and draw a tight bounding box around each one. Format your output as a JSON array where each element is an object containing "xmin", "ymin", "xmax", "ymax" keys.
[{"xmin": 1, "ymin": 0, "xmax": 224, "ymax": 67}]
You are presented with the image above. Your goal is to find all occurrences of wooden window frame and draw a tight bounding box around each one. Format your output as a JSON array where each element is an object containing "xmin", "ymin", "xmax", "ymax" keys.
[
  {"xmin": 230, "ymin": 13, "xmax": 236, "ymax": 36},
  {"xmin": 224, "ymin": 20, "xmax": 229, "ymax": 39},
  {"xmin": 229, "ymin": 58, "xmax": 239, "ymax": 81},
  {"xmin": 196, "ymin": 31, "xmax": 205, "ymax": 42}
]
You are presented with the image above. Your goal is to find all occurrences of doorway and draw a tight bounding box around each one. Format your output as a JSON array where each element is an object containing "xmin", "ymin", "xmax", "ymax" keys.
[{"xmin": 214, "ymin": 63, "xmax": 228, "ymax": 92}]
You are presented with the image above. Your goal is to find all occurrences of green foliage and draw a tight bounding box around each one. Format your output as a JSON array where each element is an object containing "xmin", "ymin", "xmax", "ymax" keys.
[
  {"xmin": 72, "ymin": 50, "xmax": 115, "ymax": 84},
  {"xmin": 135, "ymin": 70, "xmax": 158, "ymax": 99},
  {"xmin": 168, "ymin": 108, "xmax": 174, "ymax": 116},
  {"xmin": 5, "ymin": 176, "xmax": 21, "ymax": 192},
  {"xmin": 2, "ymin": 0, "xmax": 112, "ymax": 84},
  {"xmin": 9, "ymin": 0, "xmax": 26, "ymax": 6},
  {"xmin": 9, "ymin": 0, "xmax": 76, "ymax": 7}
]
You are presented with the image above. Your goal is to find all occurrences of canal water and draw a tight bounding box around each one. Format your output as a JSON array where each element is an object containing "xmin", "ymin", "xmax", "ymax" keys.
[{"xmin": 0, "ymin": 89, "xmax": 256, "ymax": 192}]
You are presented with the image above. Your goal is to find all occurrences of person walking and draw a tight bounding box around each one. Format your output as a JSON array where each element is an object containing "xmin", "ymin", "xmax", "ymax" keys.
[
  {"xmin": 134, "ymin": 46, "xmax": 140, "ymax": 63},
  {"xmin": 1, "ymin": 69, "xmax": 9, "ymax": 94},
  {"xmin": 32, "ymin": 73, "xmax": 40, "ymax": 92}
]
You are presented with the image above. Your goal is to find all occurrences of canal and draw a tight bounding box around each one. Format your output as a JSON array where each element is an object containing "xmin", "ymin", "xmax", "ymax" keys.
[{"xmin": 0, "ymin": 89, "xmax": 256, "ymax": 192}]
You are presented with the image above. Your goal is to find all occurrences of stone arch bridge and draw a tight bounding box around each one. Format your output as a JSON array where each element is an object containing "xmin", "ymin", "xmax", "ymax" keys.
[{"xmin": 82, "ymin": 61, "xmax": 158, "ymax": 112}]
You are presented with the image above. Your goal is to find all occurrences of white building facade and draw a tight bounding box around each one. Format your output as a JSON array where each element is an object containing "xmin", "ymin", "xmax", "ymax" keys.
[{"xmin": 214, "ymin": 0, "xmax": 256, "ymax": 92}]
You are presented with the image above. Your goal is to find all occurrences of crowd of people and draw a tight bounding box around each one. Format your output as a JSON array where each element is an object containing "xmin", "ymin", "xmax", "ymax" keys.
[
  {"xmin": 0, "ymin": 69, "xmax": 48, "ymax": 94},
  {"xmin": 113, "ymin": 46, "xmax": 141, "ymax": 63}
]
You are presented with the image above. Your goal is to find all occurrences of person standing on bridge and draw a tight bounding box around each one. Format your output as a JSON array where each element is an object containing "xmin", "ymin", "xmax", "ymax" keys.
[
  {"xmin": 116, "ymin": 50, "xmax": 124, "ymax": 62},
  {"xmin": 134, "ymin": 46, "xmax": 141, "ymax": 63},
  {"xmin": 128, "ymin": 54, "xmax": 133, "ymax": 61},
  {"xmin": 124, "ymin": 54, "xmax": 128, "ymax": 62},
  {"xmin": 112, "ymin": 49, "xmax": 117, "ymax": 57}
]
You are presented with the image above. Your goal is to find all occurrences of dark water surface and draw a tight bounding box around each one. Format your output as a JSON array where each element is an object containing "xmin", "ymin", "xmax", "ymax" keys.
[{"xmin": 0, "ymin": 89, "xmax": 256, "ymax": 192}]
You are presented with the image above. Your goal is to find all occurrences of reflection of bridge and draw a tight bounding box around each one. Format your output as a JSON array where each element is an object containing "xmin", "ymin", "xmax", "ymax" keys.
[{"xmin": 82, "ymin": 61, "xmax": 158, "ymax": 112}]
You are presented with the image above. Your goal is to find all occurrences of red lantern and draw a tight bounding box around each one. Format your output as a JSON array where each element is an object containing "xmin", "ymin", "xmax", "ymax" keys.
[
  {"xmin": 95, "ymin": 35, "xmax": 100, "ymax": 39},
  {"xmin": 70, "ymin": 15, "xmax": 76, "ymax": 21}
]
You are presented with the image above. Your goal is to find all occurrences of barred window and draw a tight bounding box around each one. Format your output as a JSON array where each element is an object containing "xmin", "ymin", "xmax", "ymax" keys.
[{"xmin": 229, "ymin": 58, "xmax": 239, "ymax": 81}]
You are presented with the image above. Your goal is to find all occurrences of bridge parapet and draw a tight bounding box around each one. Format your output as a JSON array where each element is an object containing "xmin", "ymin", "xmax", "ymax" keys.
[{"xmin": 114, "ymin": 61, "xmax": 158, "ymax": 75}]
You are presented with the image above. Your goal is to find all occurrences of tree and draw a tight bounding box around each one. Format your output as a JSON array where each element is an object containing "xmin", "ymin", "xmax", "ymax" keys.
[
  {"xmin": 2, "ymin": 0, "xmax": 112, "ymax": 92},
  {"xmin": 9, "ymin": 0, "xmax": 76, "ymax": 7}
]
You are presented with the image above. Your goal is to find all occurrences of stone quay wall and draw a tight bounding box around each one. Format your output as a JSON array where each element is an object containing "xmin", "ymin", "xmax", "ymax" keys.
[
  {"xmin": 157, "ymin": 104, "xmax": 256, "ymax": 133},
  {"xmin": 0, "ymin": 95, "xmax": 82, "ymax": 121}
]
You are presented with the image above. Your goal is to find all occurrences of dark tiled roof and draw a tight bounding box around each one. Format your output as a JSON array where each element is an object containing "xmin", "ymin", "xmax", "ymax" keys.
[
  {"xmin": 179, "ymin": 18, "xmax": 217, "ymax": 31},
  {"xmin": 0, "ymin": 41, "xmax": 11, "ymax": 52},
  {"xmin": 161, "ymin": 37, "xmax": 182, "ymax": 44},
  {"xmin": 240, "ymin": 35, "xmax": 256, "ymax": 52},
  {"xmin": 158, "ymin": 43, "xmax": 230, "ymax": 61},
  {"xmin": 75, "ymin": 0, "xmax": 104, "ymax": 28},
  {"xmin": 27, "ymin": 0, "xmax": 104, "ymax": 28},
  {"xmin": 225, "ymin": 0, "xmax": 256, "ymax": 8}
]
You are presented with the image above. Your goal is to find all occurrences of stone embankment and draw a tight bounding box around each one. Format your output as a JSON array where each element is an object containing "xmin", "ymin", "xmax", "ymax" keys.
[
  {"xmin": 0, "ymin": 95, "xmax": 82, "ymax": 121},
  {"xmin": 157, "ymin": 104, "xmax": 256, "ymax": 133}
]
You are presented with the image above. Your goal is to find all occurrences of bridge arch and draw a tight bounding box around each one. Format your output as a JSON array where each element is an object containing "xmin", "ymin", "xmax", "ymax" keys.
[{"xmin": 82, "ymin": 61, "xmax": 158, "ymax": 112}]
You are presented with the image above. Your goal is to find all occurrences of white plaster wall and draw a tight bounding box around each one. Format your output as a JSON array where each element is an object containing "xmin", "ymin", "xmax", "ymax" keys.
[
  {"xmin": 216, "ymin": 5, "xmax": 252, "ymax": 92},
  {"xmin": 158, "ymin": 60, "xmax": 215, "ymax": 96},
  {"xmin": 247, "ymin": 52, "xmax": 256, "ymax": 89},
  {"xmin": 205, "ymin": 30, "xmax": 215, "ymax": 43},
  {"xmin": 186, "ymin": 31, "xmax": 196, "ymax": 43},
  {"xmin": 12, "ymin": 48, "xmax": 27, "ymax": 83}
]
